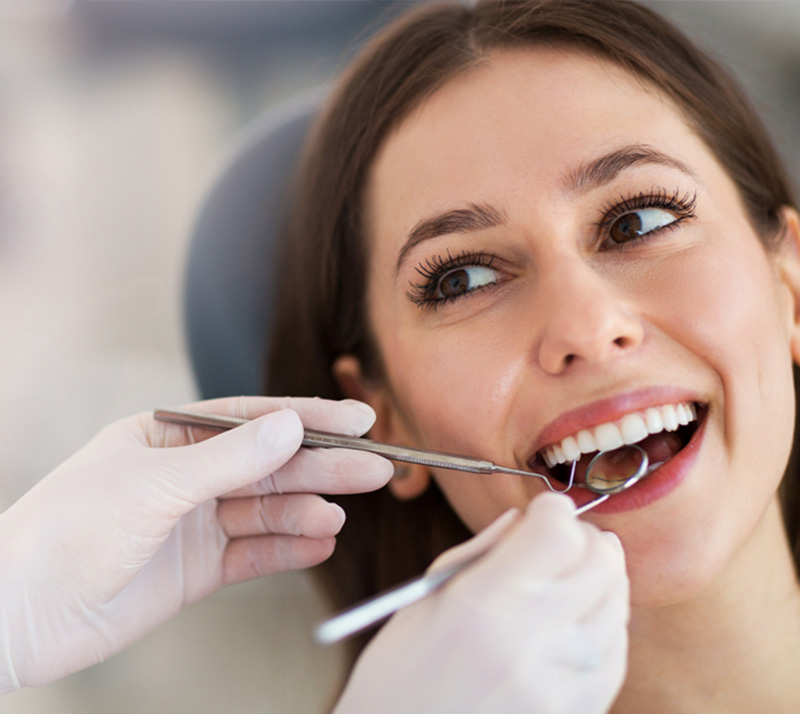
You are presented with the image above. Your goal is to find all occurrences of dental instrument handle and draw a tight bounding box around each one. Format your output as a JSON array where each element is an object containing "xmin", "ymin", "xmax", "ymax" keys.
[
  {"xmin": 314, "ymin": 551, "xmax": 486, "ymax": 646},
  {"xmin": 154, "ymin": 409, "xmax": 249, "ymax": 431},
  {"xmin": 301, "ymin": 430, "xmax": 499, "ymax": 474},
  {"xmin": 153, "ymin": 408, "xmax": 538, "ymax": 477},
  {"xmin": 574, "ymin": 494, "xmax": 609, "ymax": 514},
  {"xmin": 313, "ymin": 493, "xmax": 610, "ymax": 645}
]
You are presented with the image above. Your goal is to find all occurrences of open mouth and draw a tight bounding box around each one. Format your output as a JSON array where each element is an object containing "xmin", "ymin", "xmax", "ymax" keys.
[{"xmin": 529, "ymin": 402, "xmax": 706, "ymax": 488}]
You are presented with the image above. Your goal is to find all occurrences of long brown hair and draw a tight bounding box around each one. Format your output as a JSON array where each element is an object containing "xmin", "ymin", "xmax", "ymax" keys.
[{"xmin": 267, "ymin": 0, "xmax": 798, "ymax": 656}]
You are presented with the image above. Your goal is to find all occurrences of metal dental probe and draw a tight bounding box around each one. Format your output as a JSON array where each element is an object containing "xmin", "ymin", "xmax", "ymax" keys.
[{"xmin": 153, "ymin": 407, "xmax": 567, "ymax": 491}]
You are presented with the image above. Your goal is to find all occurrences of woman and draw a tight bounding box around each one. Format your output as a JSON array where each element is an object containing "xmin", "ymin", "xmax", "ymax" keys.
[{"xmin": 269, "ymin": 0, "xmax": 800, "ymax": 710}]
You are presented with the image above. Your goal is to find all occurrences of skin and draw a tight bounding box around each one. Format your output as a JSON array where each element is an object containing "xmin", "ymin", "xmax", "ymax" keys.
[{"xmin": 336, "ymin": 47, "xmax": 800, "ymax": 710}]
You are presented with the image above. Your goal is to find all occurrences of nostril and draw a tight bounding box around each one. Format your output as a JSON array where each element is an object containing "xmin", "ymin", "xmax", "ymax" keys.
[{"xmin": 538, "ymin": 305, "xmax": 643, "ymax": 374}]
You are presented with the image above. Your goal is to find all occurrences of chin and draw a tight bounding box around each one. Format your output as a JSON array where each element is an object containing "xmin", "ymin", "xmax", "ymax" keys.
[{"xmin": 624, "ymin": 528, "xmax": 740, "ymax": 610}]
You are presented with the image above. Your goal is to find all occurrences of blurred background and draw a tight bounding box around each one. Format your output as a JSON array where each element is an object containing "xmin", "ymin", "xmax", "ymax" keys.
[{"xmin": 0, "ymin": 2, "xmax": 798, "ymax": 712}]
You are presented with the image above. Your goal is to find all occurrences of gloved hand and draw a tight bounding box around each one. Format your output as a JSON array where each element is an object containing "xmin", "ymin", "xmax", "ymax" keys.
[
  {"xmin": 0, "ymin": 396, "xmax": 393, "ymax": 694},
  {"xmin": 332, "ymin": 493, "xmax": 629, "ymax": 714}
]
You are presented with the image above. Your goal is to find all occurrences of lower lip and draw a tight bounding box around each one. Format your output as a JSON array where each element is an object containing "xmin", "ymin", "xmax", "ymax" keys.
[{"xmin": 568, "ymin": 413, "xmax": 707, "ymax": 514}]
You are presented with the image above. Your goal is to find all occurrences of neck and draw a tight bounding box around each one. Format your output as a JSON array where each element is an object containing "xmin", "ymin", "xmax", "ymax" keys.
[{"xmin": 612, "ymin": 497, "xmax": 800, "ymax": 714}]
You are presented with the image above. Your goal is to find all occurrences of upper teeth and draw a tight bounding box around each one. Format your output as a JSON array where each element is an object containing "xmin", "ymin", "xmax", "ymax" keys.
[{"xmin": 541, "ymin": 402, "xmax": 697, "ymax": 468}]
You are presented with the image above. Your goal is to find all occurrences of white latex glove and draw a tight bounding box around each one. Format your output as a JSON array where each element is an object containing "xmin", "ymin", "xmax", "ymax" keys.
[
  {"xmin": 333, "ymin": 493, "xmax": 629, "ymax": 714},
  {"xmin": 0, "ymin": 396, "xmax": 393, "ymax": 694}
]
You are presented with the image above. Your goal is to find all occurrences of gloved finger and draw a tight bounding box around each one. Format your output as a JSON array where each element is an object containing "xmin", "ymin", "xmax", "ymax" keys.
[
  {"xmin": 527, "ymin": 526, "xmax": 627, "ymax": 623},
  {"xmin": 262, "ymin": 397, "xmax": 377, "ymax": 435},
  {"xmin": 574, "ymin": 533, "xmax": 629, "ymax": 629},
  {"xmin": 141, "ymin": 396, "xmax": 377, "ymax": 448},
  {"xmin": 551, "ymin": 625, "xmax": 628, "ymax": 714},
  {"xmin": 217, "ymin": 494, "xmax": 346, "ymax": 538},
  {"xmin": 427, "ymin": 508, "xmax": 521, "ymax": 574},
  {"xmin": 149, "ymin": 409, "xmax": 304, "ymax": 506},
  {"xmin": 573, "ymin": 564, "xmax": 630, "ymax": 651},
  {"xmin": 222, "ymin": 447, "xmax": 393, "ymax": 497},
  {"xmin": 222, "ymin": 534, "xmax": 336, "ymax": 585},
  {"xmin": 456, "ymin": 493, "xmax": 588, "ymax": 603},
  {"xmin": 545, "ymin": 577, "xmax": 629, "ymax": 674},
  {"xmin": 540, "ymin": 554, "xmax": 629, "ymax": 671},
  {"xmin": 585, "ymin": 626, "xmax": 629, "ymax": 711}
]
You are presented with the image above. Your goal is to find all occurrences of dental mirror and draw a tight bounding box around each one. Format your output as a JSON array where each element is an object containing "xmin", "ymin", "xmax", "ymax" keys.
[
  {"xmin": 573, "ymin": 443, "xmax": 649, "ymax": 514},
  {"xmin": 586, "ymin": 444, "xmax": 649, "ymax": 493},
  {"xmin": 315, "ymin": 444, "xmax": 651, "ymax": 644}
]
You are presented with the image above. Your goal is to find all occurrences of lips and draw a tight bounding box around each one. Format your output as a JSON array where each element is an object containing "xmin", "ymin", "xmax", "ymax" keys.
[{"xmin": 529, "ymin": 400, "xmax": 705, "ymax": 488}]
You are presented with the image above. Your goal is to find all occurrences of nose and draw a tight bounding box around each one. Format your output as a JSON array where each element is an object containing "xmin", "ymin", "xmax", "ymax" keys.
[{"xmin": 536, "ymin": 258, "xmax": 644, "ymax": 375}]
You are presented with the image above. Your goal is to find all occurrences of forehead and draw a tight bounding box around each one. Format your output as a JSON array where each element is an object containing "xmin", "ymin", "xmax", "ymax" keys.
[{"xmin": 366, "ymin": 47, "xmax": 704, "ymax": 235}]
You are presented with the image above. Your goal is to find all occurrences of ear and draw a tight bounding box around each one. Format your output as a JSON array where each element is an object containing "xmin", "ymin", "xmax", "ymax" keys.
[
  {"xmin": 775, "ymin": 207, "xmax": 800, "ymax": 364},
  {"xmin": 333, "ymin": 355, "xmax": 431, "ymax": 500}
]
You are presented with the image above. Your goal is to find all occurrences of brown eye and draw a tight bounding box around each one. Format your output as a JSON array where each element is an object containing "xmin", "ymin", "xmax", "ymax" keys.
[
  {"xmin": 440, "ymin": 269, "xmax": 468, "ymax": 297},
  {"xmin": 608, "ymin": 207, "xmax": 676, "ymax": 244},
  {"xmin": 436, "ymin": 265, "xmax": 497, "ymax": 299}
]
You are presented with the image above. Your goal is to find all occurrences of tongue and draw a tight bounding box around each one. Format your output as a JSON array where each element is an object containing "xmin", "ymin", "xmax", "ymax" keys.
[
  {"xmin": 639, "ymin": 430, "xmax": 684, "ymax": 466},
  {"xmin": 572, "ymin": 431, "xmax": 684, "ymax": 484}
]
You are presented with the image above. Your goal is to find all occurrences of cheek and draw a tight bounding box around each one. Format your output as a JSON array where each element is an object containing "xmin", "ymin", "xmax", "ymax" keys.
[
  {"xmin": 710, "ymin": 246, "xmax": 791, "ymax": 421},
  {"xmin": 433, "ymin": 471, "xmax": 534, "ymax": 534},
  {"xmin": 621, "ymin": 238, "xmax": 795, "ymax": 605},
  {"xmin": 378, "ymin": 328, "xmax": 537, "ymax": 534},
  {"xmin": 645, "ymin": 236, "xmax": 792, "ymax": 398},
  {"xmin": 381, "ymin": 327, "xmax": 528, "ymax": 453},
  {"xmin": 649, "ymin": 234, "xmax": 795, "ymax": 492}
]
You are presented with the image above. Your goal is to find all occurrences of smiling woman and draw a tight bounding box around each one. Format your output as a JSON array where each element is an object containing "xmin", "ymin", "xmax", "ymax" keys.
[{"xmin": 267, "ymin": 0, "xmax": 800, "ymax": 710}]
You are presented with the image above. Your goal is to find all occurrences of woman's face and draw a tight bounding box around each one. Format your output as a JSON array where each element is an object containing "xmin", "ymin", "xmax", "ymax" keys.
[{"xmin": 349, "ymin": 48, "xmax": 800, "ymax": 605}]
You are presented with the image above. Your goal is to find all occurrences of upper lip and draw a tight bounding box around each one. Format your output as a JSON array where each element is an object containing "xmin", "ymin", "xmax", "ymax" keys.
[{"xmin": 525, "ymin": 387, "xmax": 705, "ymax": 463}]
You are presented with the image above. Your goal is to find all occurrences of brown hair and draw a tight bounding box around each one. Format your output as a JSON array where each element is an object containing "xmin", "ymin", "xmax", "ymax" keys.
[{"xmin": 267, "ymin": 0, "xmax": 799, "ymax": 656}]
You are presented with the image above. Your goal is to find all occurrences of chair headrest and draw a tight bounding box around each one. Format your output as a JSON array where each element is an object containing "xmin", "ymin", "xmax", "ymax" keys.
[{"xmin": 184, "ymin": 89, "xmax": 322, "ymax": 398}]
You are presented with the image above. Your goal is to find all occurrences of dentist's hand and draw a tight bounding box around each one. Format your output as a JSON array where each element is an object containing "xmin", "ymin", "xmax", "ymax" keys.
[
  {"xmin": 333, "ymin": 493, "xmax": 629, "ymax": 714},
  {"xmin": 0, "ymin": 396, "xmax": 393, "ymax": 694}
]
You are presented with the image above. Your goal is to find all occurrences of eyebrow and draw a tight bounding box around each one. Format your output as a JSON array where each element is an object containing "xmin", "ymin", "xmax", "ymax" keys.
[
  {"xmin": 563, "ymin": 143, "xmax": 696, "ymax": 195},
  {"xmin": 394, "ymin": 144, "xmax": 696, "ymax": 274},
  {"xmin": 396, "ymin": 202, "xmax": 507, "ymax": 274}
]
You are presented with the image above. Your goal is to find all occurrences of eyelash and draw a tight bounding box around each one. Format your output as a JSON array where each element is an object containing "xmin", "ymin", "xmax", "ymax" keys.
[
  {"xmin": 406, "ymin": 249, "xmax": 501, "ymax": 310},
  {"xmin": 596, "ymin": 187, "xmax": 698, "ymax": 247},
  {"xmin": 407, "ymin": 187, "xmax": 699, "ymax": 310}
]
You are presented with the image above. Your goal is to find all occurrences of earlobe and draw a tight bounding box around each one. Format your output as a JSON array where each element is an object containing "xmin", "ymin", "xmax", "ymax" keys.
[
  {"xmin": 775, "ymin": 207, "xmax": 800, "ymax": 363},
  {"xmin": 333, "ymin": 355, "xmax": 431, "ymax": 500},
  {"xmin": 385, "ymin": 462, "xmax": 431, "ymax": 500},
  {"xmin": 332, "ymin": 355, "xmax": 377, "ymax": 411}
]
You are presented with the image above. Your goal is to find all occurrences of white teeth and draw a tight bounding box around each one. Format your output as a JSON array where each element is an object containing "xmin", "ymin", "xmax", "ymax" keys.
[
  {"xmin": 595, "ymin": 422, "xmax": 624, "ymax": 451},
  {"xmin": 561, "ymin": 435, "xmax": 581, "ymax": 462},
  {"xmin": 540, "ymin": 401, "xmax": 698, "ymax": 468},
  {"xmin": 576, "ymin": 429, "xmax": 597, "ymax": 453},
  {"xmin": 662, "ymin": 404, "xmax": 679, "ymax": 431},
  {"xmin": 644, "ymin": 407, "xmax": 664, "ymax": 434},
  {"xmin": 620, "ymin": 413, "xmax": 648, "ymax": 445}
]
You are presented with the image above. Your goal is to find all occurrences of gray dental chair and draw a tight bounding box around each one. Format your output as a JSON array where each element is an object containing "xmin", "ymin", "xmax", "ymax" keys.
[
  {"xmin": 184, "ymin": 91, "xmax": 320, "ymax": 399},
  {"xmin": 183, "ymin": 3, "xmax": 419, "ymax": 399}
]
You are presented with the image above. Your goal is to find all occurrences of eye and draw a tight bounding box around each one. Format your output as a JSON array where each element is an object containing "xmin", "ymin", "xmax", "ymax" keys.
[
  {"xmin": 406, "ymin": 250, "xmax": 503, "ymax": 310},
  {"xmin": 437, "ymin": 265, "xmax": 498, "ymax": 299},
  {"xmin": 608, "ymin": 207, "xmax": 677, "ymax": 244}
]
